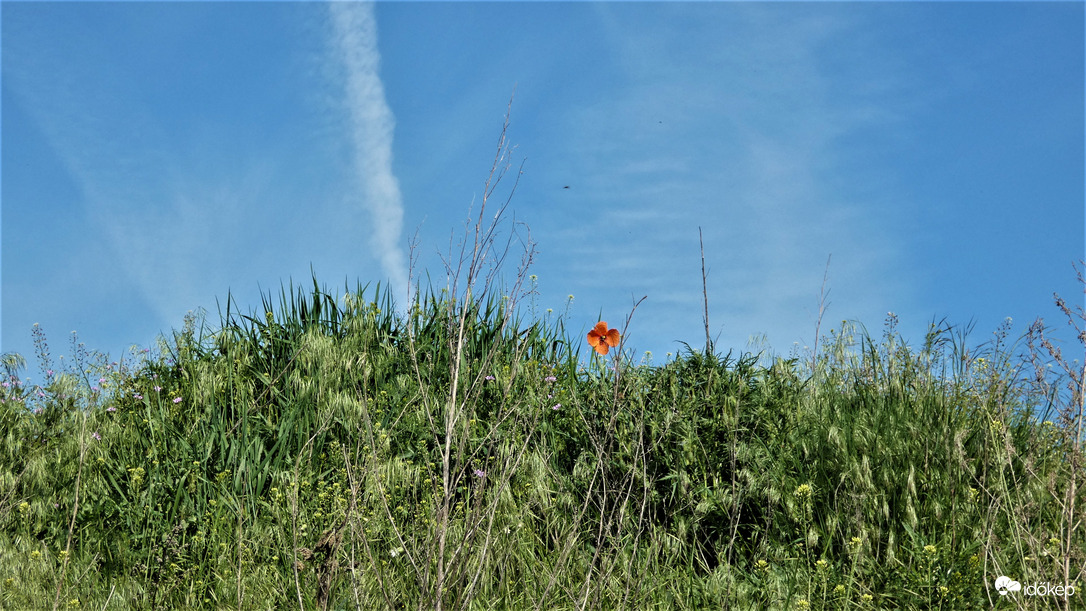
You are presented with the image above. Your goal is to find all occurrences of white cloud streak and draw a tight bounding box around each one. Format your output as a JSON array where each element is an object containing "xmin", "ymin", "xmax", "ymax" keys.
[{"xmin": 327, "ymin": 2, "xmax": 409, "ymax": 304}]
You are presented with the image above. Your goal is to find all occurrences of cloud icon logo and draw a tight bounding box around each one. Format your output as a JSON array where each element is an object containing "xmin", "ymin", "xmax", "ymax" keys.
[{"xmin": 995, "ymin": 576, "xmax": 1022, "ymax": 595}]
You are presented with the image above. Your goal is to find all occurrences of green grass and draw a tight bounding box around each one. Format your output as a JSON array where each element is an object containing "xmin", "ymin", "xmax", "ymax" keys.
[
  {"xmin": 0, "ymin": 274, "xmax": 1082, "ymax": 610},
  {"xmin": 1, "ymin": 122, "xmax": 1082, "ymax": 609}
]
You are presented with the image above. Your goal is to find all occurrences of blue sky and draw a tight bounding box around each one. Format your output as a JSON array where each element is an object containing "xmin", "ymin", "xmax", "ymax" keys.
[{"xmin": 2, "ymin": 1, "xmax": 1083, "ymax": 374}]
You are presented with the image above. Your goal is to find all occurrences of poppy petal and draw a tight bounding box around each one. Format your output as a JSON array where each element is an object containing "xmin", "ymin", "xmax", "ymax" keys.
[
  {"xmin": 594, "ymin": 342, "xmax": 609, "ymax": 355},
  {"xmin": 606, "ymin": 329, "xmax": 621, "ymax": 346}
]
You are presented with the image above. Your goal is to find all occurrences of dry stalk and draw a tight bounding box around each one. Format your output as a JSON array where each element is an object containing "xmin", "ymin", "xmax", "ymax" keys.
[
  {"xmin": 383, "ymin": 92, "xmax": 541, "ymax": 611},
  {"xmin": 51, "ymin": 412, "xmax": 88, "ymax": 611},
  {"xmin": 811, "ymin": 254, "xmax": 832, "ymax": 372},
  {"xmin": 700, "ymin": 227, "xmax": 711, "ymax": 352},
  {"xmin": 291, "ymin": 419, "xmax": 335, "ymax": 611},
  {"xmin": 1024, "ymin": 260, "xmax": 1086, "ymax": 610}
]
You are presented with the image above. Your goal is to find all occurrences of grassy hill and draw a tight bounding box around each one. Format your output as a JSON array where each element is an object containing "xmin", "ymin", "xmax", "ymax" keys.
[
  {"xmin": 2, "ymin": 140, "xmax": 1083, "ymax": 609},
  {"xmin": 1, "ymin": 265, "xmax": 1082, "ymax": 610}
]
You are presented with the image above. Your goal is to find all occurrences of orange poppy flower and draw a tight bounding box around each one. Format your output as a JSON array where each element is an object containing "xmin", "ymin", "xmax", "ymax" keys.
[{"xmin": 587, "ymin": 321, "xmax": 621, "ymax": 356}]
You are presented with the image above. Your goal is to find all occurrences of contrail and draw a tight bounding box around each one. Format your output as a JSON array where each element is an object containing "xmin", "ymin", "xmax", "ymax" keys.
[{"xmin": 328, "ymin": 1, "xmax": 409, "ymax": 304}]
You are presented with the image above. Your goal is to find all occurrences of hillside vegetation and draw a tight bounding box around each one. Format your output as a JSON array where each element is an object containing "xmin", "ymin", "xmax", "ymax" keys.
[
  {"xmin": 2, "ymin": 275, "xmax": 1083, "ymax": 611},
  {"xmin": 2, "ymin": 128, "xmax": 1083, "ymax": 610}
]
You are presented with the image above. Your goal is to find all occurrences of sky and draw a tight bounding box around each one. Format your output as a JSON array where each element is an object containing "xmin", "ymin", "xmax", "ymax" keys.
[{"xmin": 2, "ymin": 1, "xmax": 1084, "ymax": 377}]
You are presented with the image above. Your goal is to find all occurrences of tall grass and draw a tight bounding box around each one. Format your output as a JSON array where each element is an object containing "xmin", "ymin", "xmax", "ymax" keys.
[
  {"xmin": 2, "ymin": 282, "xmax": 1083, "ymax": 610},
  {"xmin": 1, "ymin": 116, "xmax": 1082, "ymax": 609}
]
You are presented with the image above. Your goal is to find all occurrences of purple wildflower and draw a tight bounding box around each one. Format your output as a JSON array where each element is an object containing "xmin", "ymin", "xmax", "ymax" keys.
[
  {"xmin": 552, "ymin": 404, "xmax": 561, "ymax": 410},
  {"xmin": 91, "ymin": 432, "xmax": 101, "ymax": 441},
  {"xmin": 172, "ymin": 397, "xmax": 182, "ymax": 404},
  {"xmin": 153, "ymin": 386, "xmax": 162, "ymax": 392},
  {"xmin": 485, "ymin": 375, "xmax": 495, "ymax": 381},
  {"xmin": 544, "ymin": 376, "xmax": 556, "ymax": 383},
  {"xmin": 107, "ymin": 407, "xmax": 117, "ymax": 413},
  {"xmin": 473, "ymin": 469, "xmax": 486, "ymax": 479}
]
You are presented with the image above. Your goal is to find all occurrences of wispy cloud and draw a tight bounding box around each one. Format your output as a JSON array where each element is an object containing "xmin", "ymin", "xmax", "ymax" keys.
[
  {"xmin": 327, "ymin": 2, "xmax": 409, "ymax": 304},
  {"xmin": 2, "ymin": 20, "xmax": 203, "ymax": 338},
  {"xmin": 3, "ymin": 7, "xmax": 313, "ymax": 351},
  {"xmin": 548, "ymin": 5, "xmax": 918, "ymax": 355}
]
